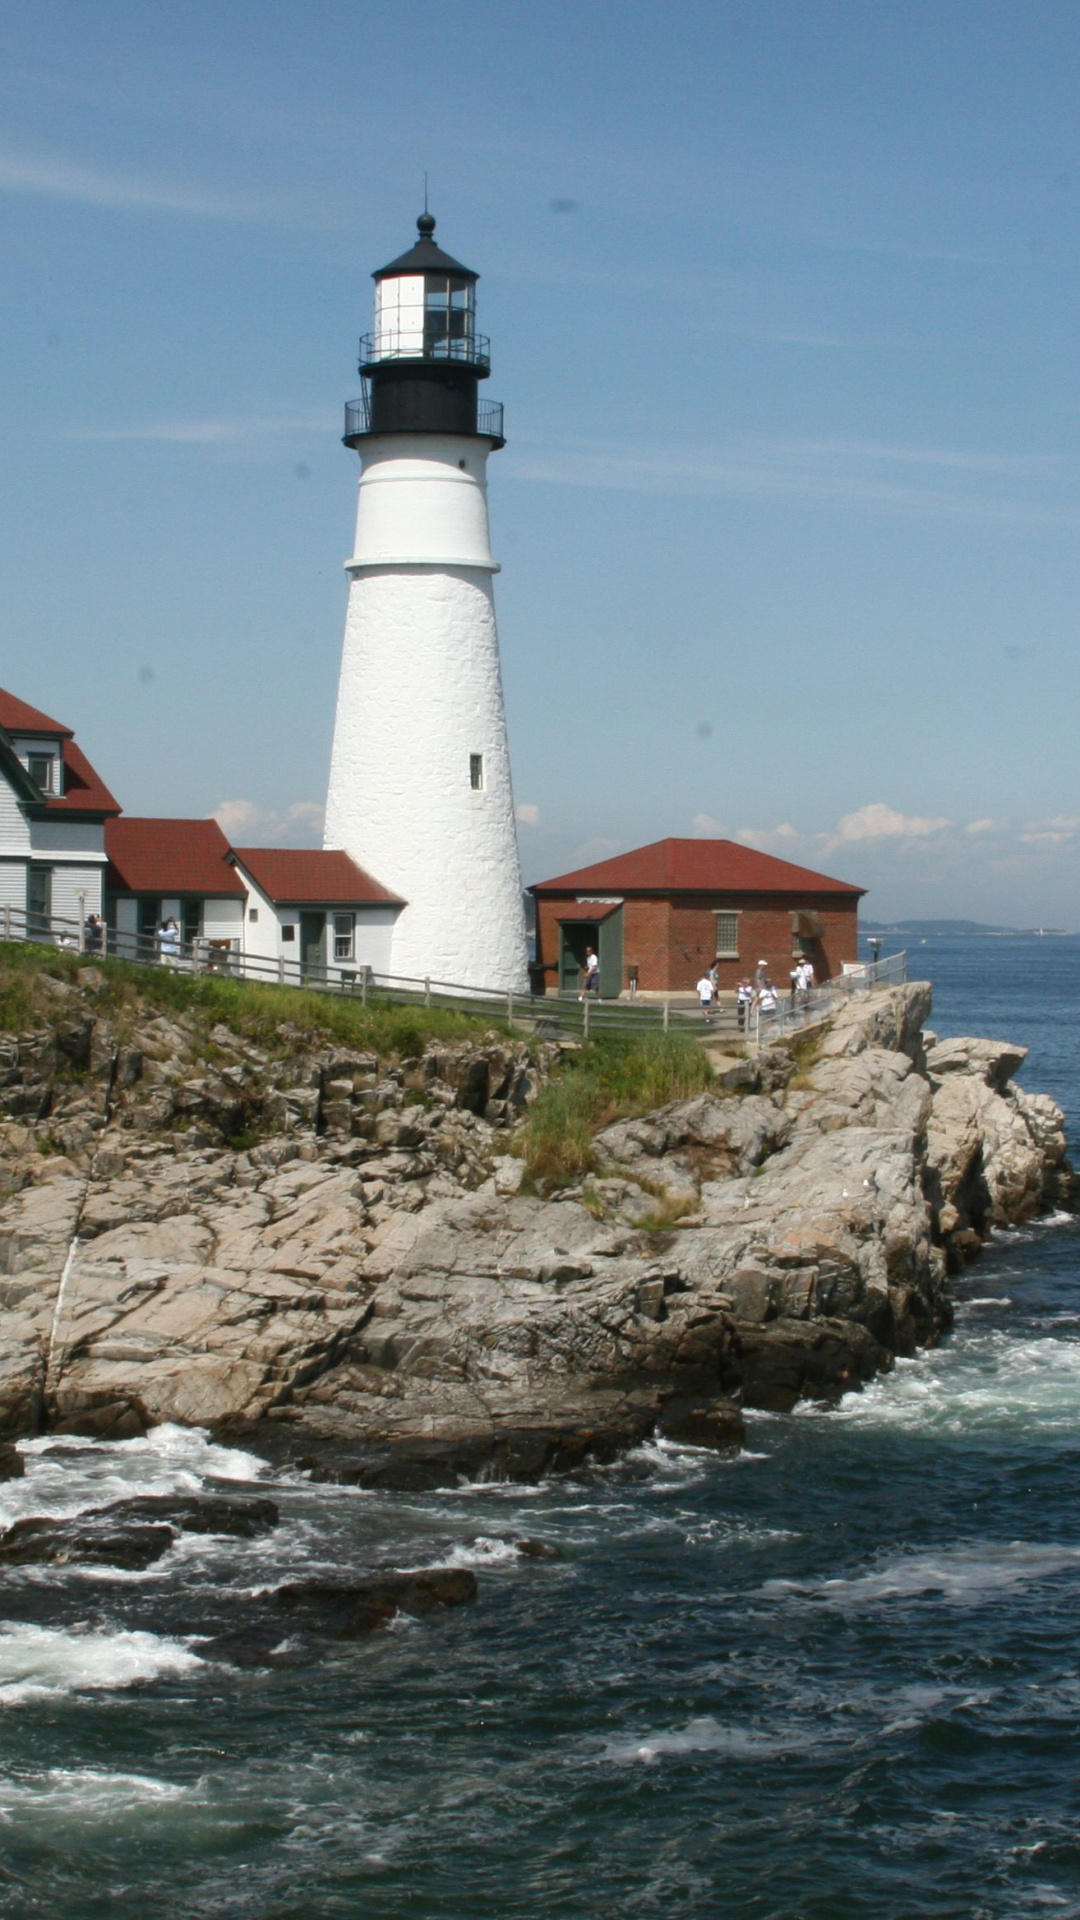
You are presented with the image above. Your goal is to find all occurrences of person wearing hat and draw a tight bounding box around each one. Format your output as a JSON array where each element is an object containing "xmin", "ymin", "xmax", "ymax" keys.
[{"xmin": 754, "ymin": 959, "xmax": 768, "ymax": 990}]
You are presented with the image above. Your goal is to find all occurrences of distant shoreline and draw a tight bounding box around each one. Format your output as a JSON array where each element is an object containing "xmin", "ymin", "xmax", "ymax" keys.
[{"xmin": 863, "ymin": 924, "xmax": 1078, "ymax": 939}]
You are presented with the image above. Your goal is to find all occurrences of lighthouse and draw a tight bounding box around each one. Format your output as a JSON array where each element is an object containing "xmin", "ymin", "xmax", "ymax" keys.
[{"xmin": 323, "ymin": 213, "xmax": 529, "ymax": 992}]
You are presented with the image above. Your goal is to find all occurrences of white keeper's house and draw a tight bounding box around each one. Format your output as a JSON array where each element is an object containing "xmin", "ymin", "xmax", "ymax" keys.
[
  {"xmin": 0, "ymin": 686, "xmax": 404, "ymax": 983},
  {"xmin": 0, "ymin": 689, "xmax": 120, "ymax": 934}
]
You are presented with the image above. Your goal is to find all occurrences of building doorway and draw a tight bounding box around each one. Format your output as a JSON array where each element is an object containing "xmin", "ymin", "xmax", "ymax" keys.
[
  {"xmin": 559, "ymin": 923, "xmax": 597, "ymax": 995},
  {"xmin": 299, "ymin": 911, "xmax": 326, "ymax": 981},
  {"xmin": 27, "ymin": 866, "xmax": 52, "ymax": 940}
]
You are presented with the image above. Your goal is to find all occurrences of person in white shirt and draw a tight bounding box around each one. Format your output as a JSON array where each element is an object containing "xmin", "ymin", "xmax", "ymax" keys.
[
  {"xmin": 580, "ymin": 947, "xmax": 600, "ymax": 999},
  {"xmin": 697, "ymin": 973, "xmax": 715, "ymax": 1021},
  {"xmin": 755, "ymin": 978, "xmax": 779, "ymax": 1023},
  {"xmin": 157, "ymin": 918, "xmax": 181, "ymax": 967}
]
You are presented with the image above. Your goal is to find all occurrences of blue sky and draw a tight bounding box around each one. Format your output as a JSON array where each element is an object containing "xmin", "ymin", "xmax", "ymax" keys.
[{"xmin": 2, "ymin": 0, "xmax": 1079, "ymax": 924}]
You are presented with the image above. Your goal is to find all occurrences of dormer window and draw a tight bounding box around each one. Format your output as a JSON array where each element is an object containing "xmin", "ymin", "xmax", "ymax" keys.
[{"xmin": 28, "ymin": 753, "xmax": 58, "ymax": 794}]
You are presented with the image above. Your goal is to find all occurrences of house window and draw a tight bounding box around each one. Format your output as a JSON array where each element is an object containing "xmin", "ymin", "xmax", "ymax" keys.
[
  {"xmin": 27, "ymin": 866, "xmax": 52, "ymax": 937},
  {"xmin": 182, "ymin": 900, "xmax": 201, "ymax": 951},
  {"xmin": 282, "ymin": 924, "xmax": 296, "ymax": 942},
  {"xmin": 248, "ymin": 908, "xmax": 259, "ymax": 923},
  {"xmin": 333, "ymin": 913, "xmax": 355, "ymax": 962},
  {"xmin": 714, "ymin": 910, "xmax": 740, "ymax": 958},
  {"xmin": 28, "ymin": 754, "xmax": 56, "ymax": 793},
  {"xmin": 138, "ymin": 898, "xmax": 161, "ymax": 955},
  {"xmin": 470, "ymin": 754, "xmax": 484, "ymax": 791}
]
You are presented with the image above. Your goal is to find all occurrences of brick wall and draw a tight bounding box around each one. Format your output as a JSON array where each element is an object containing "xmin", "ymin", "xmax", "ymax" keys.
[{"xmin": 533, "ymin": 891, "xmax": 860, "ymax": 994}]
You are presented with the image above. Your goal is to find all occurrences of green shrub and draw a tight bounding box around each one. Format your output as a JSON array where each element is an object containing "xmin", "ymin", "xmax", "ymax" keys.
[{"xmin": 517, "ymin": 1033, "xmax": 712, "ymax": 1190}]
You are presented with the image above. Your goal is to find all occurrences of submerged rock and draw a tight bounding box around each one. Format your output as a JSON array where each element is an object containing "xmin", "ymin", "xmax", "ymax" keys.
[
  {"xmin": 272, "ymin": 1569, "xmax": 477, "ymax": 1637},
  {"xmin": 0, "ymin": 1515, "xmax": 176, "ymax": 1569}
]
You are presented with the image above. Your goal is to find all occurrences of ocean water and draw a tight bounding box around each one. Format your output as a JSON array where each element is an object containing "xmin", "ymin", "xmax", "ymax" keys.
[{"xmin": 3, "ymin": 935, "xmax": 1080, "ymax": 1920}]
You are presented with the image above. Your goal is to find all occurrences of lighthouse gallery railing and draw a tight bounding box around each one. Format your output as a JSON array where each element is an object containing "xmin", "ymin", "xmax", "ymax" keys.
[{"xmin": 344, "ymin": 392, "xmax": 505, "ymax": 442}]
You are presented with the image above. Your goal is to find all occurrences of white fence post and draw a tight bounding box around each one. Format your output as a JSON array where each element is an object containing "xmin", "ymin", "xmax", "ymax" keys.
[
  {"xmin": 663, "ymin": 1001, "xmax": 669, "ymax": 1032},
  {"xmin": 424, "ymin": 976, "xmax": 431, "ymax": 1008},
  {"xmin": 583, "ymin": 994, "xmax": 590, "ymax": 1040}
]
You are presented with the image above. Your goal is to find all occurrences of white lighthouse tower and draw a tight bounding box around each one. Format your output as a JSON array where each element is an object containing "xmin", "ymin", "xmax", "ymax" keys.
[{"xmin": 324, "ymin": 213, "xmax": 528, "ymax": 992}]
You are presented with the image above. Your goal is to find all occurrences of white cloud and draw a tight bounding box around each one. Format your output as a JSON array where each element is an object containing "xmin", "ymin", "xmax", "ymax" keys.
[
  {"xmin": 734, "ymin": 822, "xmax": 800, "ymax": 851},
  {"xmin": 691, "ymin": 812, "xmax": 727, "ymax": 838},
  {"xmin": 515, "ymin": 802, "xmax": 541, "ymax": 827},
  {"xmin": 831, "ymin": 802, "xmax": 952, "ymax": 844},
  {"xmin": 211, "ymin": 798, "xmax": 324, "ymax": 848},
  {"xmin": 966, "ymin": 818, "xmax": 998, "ymax": 835},
  {"xmin": 0, "ymin": 149, "xmax": 272, "ymax": 222},
  {"xmin": 1017, "ymin": 814, "xmax": 1080, "ymax": 847}
]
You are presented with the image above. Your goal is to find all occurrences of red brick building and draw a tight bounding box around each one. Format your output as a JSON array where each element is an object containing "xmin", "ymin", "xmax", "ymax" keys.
[{"xmin": 531, "ymin": 838, "xmax": 864, "ymax": 997}]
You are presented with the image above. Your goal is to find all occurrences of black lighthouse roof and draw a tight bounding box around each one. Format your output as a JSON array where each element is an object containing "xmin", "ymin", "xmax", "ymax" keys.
[{"xmin": 373, "ymin": 212, "xmax": 478, "ymax": 283}]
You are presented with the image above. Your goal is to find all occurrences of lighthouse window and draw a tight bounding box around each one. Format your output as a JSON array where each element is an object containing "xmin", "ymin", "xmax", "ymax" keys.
[
  {"xmin": 470, "ymin": 754, "xmax": 485, "ymax": 791},
  {"xmin": 424, "ymin": 277, "xmax": 472, "ymax": 356}
]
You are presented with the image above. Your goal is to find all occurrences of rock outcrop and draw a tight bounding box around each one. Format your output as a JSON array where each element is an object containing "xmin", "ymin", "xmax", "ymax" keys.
[{"xmin": 0, "ymin": 969, "xmax": 1072, "ymax": 1478}]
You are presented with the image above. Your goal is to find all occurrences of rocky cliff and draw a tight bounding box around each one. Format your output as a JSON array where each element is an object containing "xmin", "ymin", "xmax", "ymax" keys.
[{"xmin": 0, "ymin": 963, "xmax": 1072, "ymax": 1485}]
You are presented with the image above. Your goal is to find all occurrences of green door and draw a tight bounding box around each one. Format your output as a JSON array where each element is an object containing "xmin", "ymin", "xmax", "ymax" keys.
[
  {"xmin": 559, "ymin": 924, "xmax": 597, "ymax": 994},
  {"xmin": 299, "ymin": 911, "xmax": 326, "ymax": 981},
  {"xmin": 27, "ymin": 866, "xmax": 52, "ymax": 940},
  {"xmin": 598, "ymin": 907, "xmax": 624, "ymax": 999}
]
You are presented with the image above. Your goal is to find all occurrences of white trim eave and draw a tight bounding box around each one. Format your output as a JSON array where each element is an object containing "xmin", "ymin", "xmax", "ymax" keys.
[
  {"xmin": 0, "ymin": 850, "xmax": 108, "ymax": 866},
  {"xmin": 344, "ymin": 558, "xmax": 500, "ymax": 574}
]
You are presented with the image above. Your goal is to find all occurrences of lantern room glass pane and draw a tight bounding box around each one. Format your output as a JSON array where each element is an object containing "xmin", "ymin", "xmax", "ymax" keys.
[{"xmin": 424, "ymin": 277, "xmax": 473, "ymax": 356}]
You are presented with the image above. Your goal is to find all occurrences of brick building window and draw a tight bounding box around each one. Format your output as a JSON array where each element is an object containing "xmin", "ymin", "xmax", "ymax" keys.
[{"xmin": 714, "ymin": 910, "xmax": 740, "ymax": 957}]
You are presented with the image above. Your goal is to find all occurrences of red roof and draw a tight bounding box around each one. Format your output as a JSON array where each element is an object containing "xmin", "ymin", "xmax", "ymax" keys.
[
  {"xmin": 0, "ymin": 689, "xmax": 73, "ymax": 737},
  {"xmin": 47, "ymin": 739, "xmax": 121, "ymax": 816},
  {"xmin": 533, "ymin": 837, "xmax": 864, "ymax": 898},
  {"xmin": 233, "ymin": 847, "xmax": 403, "ymax": 906},
  {"xmin": 0, "ymin": 687, "xmax": 120, "ymax": 816},
  {"xmin": 105, "ymin": 818, "xmax": 246, "ymax": 897}
]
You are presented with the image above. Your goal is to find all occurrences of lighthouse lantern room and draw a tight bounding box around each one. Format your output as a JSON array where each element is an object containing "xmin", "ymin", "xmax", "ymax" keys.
[{"xmin": 324, "ymin": 214, "xmax": 528, "ymax": 992}]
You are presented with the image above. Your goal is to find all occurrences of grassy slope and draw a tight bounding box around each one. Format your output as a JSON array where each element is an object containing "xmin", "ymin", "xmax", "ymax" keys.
[
  {"xmin": 0, "ymin": 944, "xmax": 715, "ymax": 1178},
  {"xmin": 0, "ymin": 941, "xmax": 510, "ymax": 1062}
]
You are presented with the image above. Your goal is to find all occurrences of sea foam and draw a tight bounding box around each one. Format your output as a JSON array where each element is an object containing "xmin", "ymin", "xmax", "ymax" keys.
[{"xmin": 0, "ymin": 1622, "xmax": 204, "ymax": 1707}]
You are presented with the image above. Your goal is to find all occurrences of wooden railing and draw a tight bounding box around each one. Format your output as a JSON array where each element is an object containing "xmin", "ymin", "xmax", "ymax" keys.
[{"xmin": 0, "ymin": 904, "xmax": 905, "ymax": 1046}]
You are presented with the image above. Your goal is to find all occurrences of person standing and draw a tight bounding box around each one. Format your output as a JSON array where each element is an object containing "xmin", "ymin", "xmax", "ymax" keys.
[
  {"xmin": 737, "ymin": 978, "xmax": 753, "ymax": 1031},
  {"xmin": 582, "ymin": 946, "xmax": 600, "ymax": 997},
  {"xmin": 697, "ymin": 972, "xmax": 715, "ymax": 1022},
  {"xmin": 83, "ymin": 913, "xmax": 104, "ymax": 955},
  {"xmin": 157, "ymin": 917, "xmax": 181, "ymax": 967},
  {"xmin": 756, "ymin": 977, "xmax": 779, "ymax": 1027}
]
